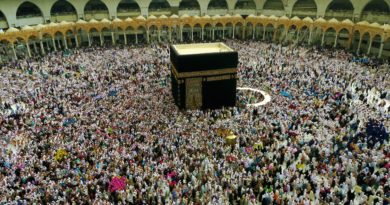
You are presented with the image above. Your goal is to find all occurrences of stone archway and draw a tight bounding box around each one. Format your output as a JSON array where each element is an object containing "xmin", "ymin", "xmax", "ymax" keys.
[
  {"xmin": 53, "ymin": 31, "xmax": 65, "ymax": 50},
  {"xmin": 337, "ymin": 28, "xmax": 350, "ymax": 49},
  {"xmin": 234, "ymin": 0, "xmax": 256, "ymax": 15},
  {"xmin": 149, "ymin": 0, "xmax": 171, "ymax": 16},
  {"xmin": 193, "ymin": 23, "xmax": 202, "ymax": 41},
  {"xmin": 179, "ymin": 0, "xmax": 201, "ymax": 16},
  {"xmin": 291, "ymin": 0, "xmax": 317, "ymax": 19},
  {"xmin": 214, "ymin": 23, "xmax": 224, "ymax": 40},
  {"xmin": 370, "ymin": 34, "xmax": 383, "ymax": 56},
  {"xmin": 0, "ymin": 10, "xmax": 9, "ymax": 29},
  {"xmin": 360, "ymin": 32, "xmax": 371, "ymax": 54},
  {"xmin": 275, "ymin": 24, "xmax": 286, "ymax": 43},
  {"xmin": 263, "ymin": 0, "xmax": 284, "ymax": 16},
  {"xmin": 0, "ymin": 40, "xmax": 13, "ymax": 62},
  {"xmin": 225, "ymin": 22, "xmax": 234, "ymax": 39},
  {"xmin": 264, "ymin": 23, "xmax": 275, "ymax": 42},
  {"xmin": 246, "ymin": 22, "xmax": 254, "ymax": 39},
  {"xmin": 16, "ymin": 1, "xmax": 44, "ymax": 25},
  {"xmin": 351, "ymin": 30, "xmax": 361, "ymax": 52},
  {"xmin": 254, "ymin": 23, "xmax": 264, "ymax": 40},
  {"xmin": 361, "ymin": 0, "xmax": 390, "ymax": 24},
  {"xmin": 41, "ymin": 33, "xmax": 54, "ymax": 52},
  {"xmin": 297, "ymin": 25, "xmax": 310, "ymax": 45},
  {"xmin": 203, "ymin": 23, "xmax": 213, "ymax": 41},
  {"xmin": 160, "ymin": 25, "xmax": 170, "ymax": 42},
  {"xmin": 101, "ymin": 27, "xmax": 111, "ymax": 45},
  {"xmin": 51, "ymin": 0, "xmax": 77, "ymax": 22},
  {"xmin": 136, "ymin": 26, "xmax": 146, "ymax": 44},
  {"xmin": 124, "ymin": 26, "xmax": 135, "ymax": 44},
  {"xmin": 27, "ymin": 35, "xmax": 40, "ymax": 56},
  {"xmin": 324, "ymin": 27, "xmax": 337, "ymax": 47},
  {"xmin": 382, "ymin": 36, "xmax": 390, "ymax": 57},
  {"xmin": 77, "ymin": 29, "xmax": 89, "ymax": 46},
  {"xmin": 84, "ymin": 0, "xmax": 109, "ymax": 21},
  {"xmin": 181, "ymin": 24, "xmax": 192, "ymax": 42},
  {"xmin": 208, "ymin": 0, "xmax": 228, "ymax": 15},
  {"xmin": 287, "ymin": 24, "xmax": 298, "ymax": 43},
  {"xmin": 89, "ymin": 28, "xmax": 100, "ymax": 45},
  {"xmin": 234, "ymin": 22, "xmax": 244, "ymax": 39},
  {"xmin": 148, "ymin": 25, "xmax": 159, "ymax": 42},
  {"xmin": 325, "ymin": 0, "xmax": 354, "ymax": 20},
  {"xmin": 117, "ymin": 0, "xmax": 141, "ymax": 18}
]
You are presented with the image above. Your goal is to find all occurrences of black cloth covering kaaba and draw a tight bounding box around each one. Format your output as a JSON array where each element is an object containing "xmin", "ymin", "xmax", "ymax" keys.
[{"xmin": 170, "ymin": 44, "xmax": 238, "ymax": 110}]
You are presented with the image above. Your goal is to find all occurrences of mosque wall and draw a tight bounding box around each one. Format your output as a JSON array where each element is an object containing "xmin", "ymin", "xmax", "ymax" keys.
[{"xmin": 0, "ymin": 0, "xmax": 389, "ymax": 60}]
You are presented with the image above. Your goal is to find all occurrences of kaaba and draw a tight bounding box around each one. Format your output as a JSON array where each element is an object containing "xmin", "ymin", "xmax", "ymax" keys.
[{"xmin": 170, "ymin": 43, "xmax": 238, "ymax": 109}]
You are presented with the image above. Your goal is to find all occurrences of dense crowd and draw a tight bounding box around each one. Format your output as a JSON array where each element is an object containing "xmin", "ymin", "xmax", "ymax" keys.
[{"xmin": 0, "ymin": 40, "xmax": 389, "ymax": 204}]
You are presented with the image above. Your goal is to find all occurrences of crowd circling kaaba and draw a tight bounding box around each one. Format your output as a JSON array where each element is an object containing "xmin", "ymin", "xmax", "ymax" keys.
[{"xmin": 0, "ymin": 39, "xmax": 389, "ymax": 204}]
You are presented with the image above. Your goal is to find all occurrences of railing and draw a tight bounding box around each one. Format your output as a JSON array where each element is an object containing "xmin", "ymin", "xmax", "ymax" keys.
[
  {"xmin": 84, "ymin": 10, "xmax": 110, "ymax": 14},
  {"xmin": 117, "ymin": 9, "xmax": 141, "ymax": 12},
  {"xmin": 208, "ymin": 9, "xmax": 228, "ymax": 16},
  {"xmin": 16, "ymin": 14, "xmax": 42, "ymax": 19},
  {"xmin": 361, "ymin": 12, "xmax": 390, "ymax": 24},
  {"xmin": 178, "ymin": 10, "xmax": 200, "ymax": 16},
  {"xmin": 51, "ymin": 12, "xmax": 77, "ymax": 16},
  {"xmin": 51, "ymin": 15, "xmax": 78, "ymax": 23},
  {"xmin": 291, "ymin": 10, "xmax": 317, "ymax": 18},
  {"xmin": 325, "ymin": 11, "xmax": 353, "ymax": 20}
]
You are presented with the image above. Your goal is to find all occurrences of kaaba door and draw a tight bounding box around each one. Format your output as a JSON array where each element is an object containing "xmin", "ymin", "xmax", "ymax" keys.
[{"xmin": 185, "ymin": 78, "xmax": 203, "ymax": 109}]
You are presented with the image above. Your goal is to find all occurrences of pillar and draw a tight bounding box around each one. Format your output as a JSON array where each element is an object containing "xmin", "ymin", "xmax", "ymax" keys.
[
  {"xmin": 296, "ymin": 30, "xmax": 300, "ymax": 43},
  {"xmin": 147, "ymin": 30, "xmax": 150, "ymax": 43},
  {"xmin": 46, "ymin": 40, "xmax": 50, "ymax": 51},
  {"xmin": 191, "ymin": 27, "xmax": 194, "ymax": 42},
  {"xmin": 40, "ymin": 40, "xmax": 45, "ymax": 55},
  {"xmin": 87, "ymin": 33, "xmax": 91, "ymax": 46},
  {"xmin": 52, "ymin": 37, "xmax": 57, "ymax": 51},
  {"xmin": 56, "ymin": 39, "xmax": 61, "ymax": 49},
  {"xmin": 357, "ymin": 36, "xmax": 362, "ymax": 53},
  {"xmin": 158, "ymin": 29, "xmax": 161, "ymax": 42},
  {"xmin": 232, "ymin": 26, "xmax": 235, "ymax": 39},
  {"xmin": 308, "ymin": 29, "xmax": 312, "ymax": 45},
  {"xmin": 75, "ymin": 33, "xmax": 79, "ymax": 47},
  {"xmin": 321, "ymin": 32, "xmax": 325, "ymax": 46},
  {"xmin": 201, "ymin": 27, "xmax": 204, "ymax": 41},
  {"xmin": 135, "ymin": 32, "xmax": 138, "ymax": 44},
  {"xmin": 180, "ymin": 27, "xmax": 183, "ymax": 42},
  {"xmin": 212, "ymin": 27, "xmax": 215, "ymax": 40},
  {"xmin": 26, "ymin": 42, "xmax": 31, "ymax": 57},
  {"xmin": 123, "ymin": 31, "xmax": 127, "ymax": 45},
  {"xmin": 99, "ymin": 32, "xmax": 103, "ymax": 46},
  {"xmin": 283, "ymin": 30, "xmax": 288, "ymax": 43},
  {"xmin": 111, "ymin": 32, "xmax": 115, "ymax": 45},
  {"xmin": 33, "ymin": 42, "xmax": 38, "ymax": 54},
  {"xmin": 63, "ymin": 36, "xmax": 68, "ymax": 49},
  {"xmin": 171, "ymin": 6, "xmax": 179, "ymax": 15},
  {"xmin": 242, "ymin": 27, "xmax": 245, "ymax": 40},
  {"xmin": 169, "ymin": 28, "xmax": 172, "ymax": 42},
  {"xmin": 334, "ymin": 33, "xmax": 338, "ymax": 48},
  {"xmin": 263, "ymin": 27, "xmax": 266, "ymax": 40},
  {"xmin": 252, "ymin": 26, "xmax": 255, "ymax": 39},
  {"xmin": 222, "ymin": 27, "xmax": 225, "ymax": 39},
  {"xmin": 378, "ymin": 41, "xmax": 384, "ymax": 58},
  {"xmin": 347, "ymin": 33, "xmax": 353, "ymax": 49},
  {"xmin": 367, "ymin": 37, "xmax": 373, "ymax": 55},
  {"xmin": 272, "ymin": 29, "xmax": 277, "ymax": 42},
  {"xmin": 11, "ymin": 44, "xmax": 17, "ymax": 60}
]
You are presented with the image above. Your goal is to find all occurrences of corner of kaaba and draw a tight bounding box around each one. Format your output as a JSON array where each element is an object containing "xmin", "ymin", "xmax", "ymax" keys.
[{"xmin": 170, "ymin": 43, "xmax": 238, "ymax": 110}]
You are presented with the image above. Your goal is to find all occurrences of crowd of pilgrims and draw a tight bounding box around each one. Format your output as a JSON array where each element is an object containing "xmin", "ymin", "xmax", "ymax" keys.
[{"xmin": 0, "ymin": 39, "xmax": 389, "ymax": 205}]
